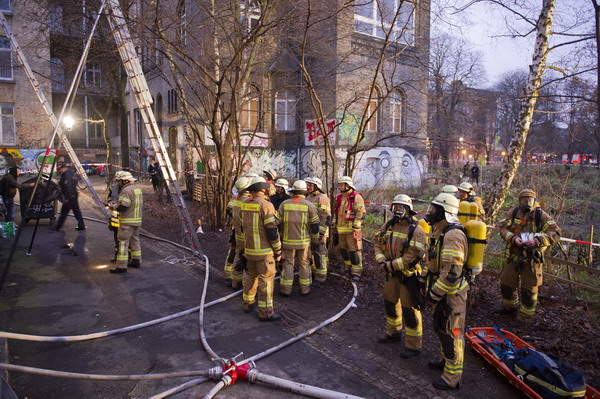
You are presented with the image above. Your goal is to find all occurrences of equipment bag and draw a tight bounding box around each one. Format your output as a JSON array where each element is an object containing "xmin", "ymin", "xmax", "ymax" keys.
[{"xmin": 506, "ymin": 348, "xmax": 586, "ymax": 399}]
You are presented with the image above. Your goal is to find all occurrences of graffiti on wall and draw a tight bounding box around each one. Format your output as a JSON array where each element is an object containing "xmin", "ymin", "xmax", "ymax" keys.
[
  {"xmin": 242, "ymin": 148, "xmax": 298, "ymax": 178},
  {"xmin": 353, "ymin": 147, "xmax": 426, "ymax": 189},
  {"xmin": 0, "ymin": 148, "xmax": 57, "ymax": 176},
  {"xmin": 304, "ymin": 119, "xmax": 336, "ymax": 146}
]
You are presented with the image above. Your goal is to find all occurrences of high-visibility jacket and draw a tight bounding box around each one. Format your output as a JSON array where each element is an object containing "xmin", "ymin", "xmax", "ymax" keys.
[
  {"xmin": 374, "ymin": 217, "xmax": 427, "ymax": 277},
  {"xmin": 306, "ymin": 191, "xmax": 331, "ymax": 237},
  {"xmin": 240, "ymin": 191, "xmax": 281, "ymax": 260},
  {"xmin": 498, "ymin": 206, "xmax": 560, "ymax": 259},
  {"xmin": 428, "ymin": 220, "xmax": 468, "ymax": 302},
  {"xmin": 333, "ymin": 190, "xmax": 365, "ymax": 234},
  {"xmin": 278, "ymin": 195, "xmax": 320, "ymax": 249},
  {"xmin": 232, "ymin": 192, "xmax": 250, "ymax": 246},
  {"xmin": 113, "ymin": 183, "xmax": 143, "ymax": 226}
]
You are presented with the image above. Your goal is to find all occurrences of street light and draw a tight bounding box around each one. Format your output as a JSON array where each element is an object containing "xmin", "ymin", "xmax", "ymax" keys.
[
  {"xmin": 63, "ymin": 116, "xmax": 75, "ymax": 131},
  {"xmin": 501, "ymin": 151, "xmax": 506, "ymax": 156}
]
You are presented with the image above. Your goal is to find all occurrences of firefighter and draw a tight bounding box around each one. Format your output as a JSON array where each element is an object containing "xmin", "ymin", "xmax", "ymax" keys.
[
  {"xmin": 277, "ymin": 180, "xmax": 320, "ymax": 296},
  {"xmin": 263, "ymin": 169, "xmax": 278, "ymax": 196},
  {"xmin": 305, "ymin": 176, "xmax": 331, "ymax": 287},
  {"xmin": 424, "ymin": 193, "xmax": 468, "ymax": 390},
  {"xmin": 374, "ymin": 194, "xmax": 427, "ymax": 359},
  {"xmin": 223, "ymin": 177, "xmax": 251, "ymax": 288},
  {"xmin": 107, "ymin": 170, "xmax": 126, "ymax": 262},
  {"xmin": 109, "ymin": 171, "xmax": 143, "ymax": 274},
  {"xmin": 441, "ymin": 185, "xmax": 458, "ymax": 195},
  {"xmin": 270, "ymin": 178, "xmax": 290, "ymax": 210},
  {"xmin": 457, "ymin": 182, "xmax": 485, "ymax": 221},
  {"xmin": 333, "ymin": 176, "xmax": 365, "ymax": 281},
  {"xmin": 497, "ymin": 189, "xmax": 560, "ymax": 324},
  {"xmin": 238, "ymin": 176, "xmax": 283, "ymax": 321}
]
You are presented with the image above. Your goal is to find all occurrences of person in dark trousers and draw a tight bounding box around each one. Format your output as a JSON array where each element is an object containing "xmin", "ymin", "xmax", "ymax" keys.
[
  {"xmin": 471, "ymin": 162, "xmax": 480, "ymax": 185},
  {"xmin": 51, "ymin": 164, "xmax": 86, "ymax": 231},
  {"xmin": 0, "ymin": 166, "xmax": 34, "ymax": 222},
  {"xmin": 148, "ymin": 159, "xmax": 164, "ymax": 201}
]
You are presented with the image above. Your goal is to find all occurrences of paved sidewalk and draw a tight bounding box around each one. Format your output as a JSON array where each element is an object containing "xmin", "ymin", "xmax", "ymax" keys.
[{"xmin": 0, "ymin": 195, "xmax": 392, "ymax": 398}]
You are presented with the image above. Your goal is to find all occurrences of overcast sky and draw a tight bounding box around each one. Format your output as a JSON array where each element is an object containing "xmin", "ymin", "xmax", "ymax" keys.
[{"xmin": 432, "ymin": 0, "xmax": 595, "ymax": 89}]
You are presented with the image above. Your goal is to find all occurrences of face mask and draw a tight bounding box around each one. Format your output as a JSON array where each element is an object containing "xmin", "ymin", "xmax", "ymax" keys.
[
  {"xmin": 391, "ymin": 204, "xmax": 407, "ymax": 219},
  {"xmin": 424, "ymin": 204, "xmax": 444, "ymax": 225},
  {"xmin": 519, "ymin": 197, "xmax": 535, "ymax": 213}
]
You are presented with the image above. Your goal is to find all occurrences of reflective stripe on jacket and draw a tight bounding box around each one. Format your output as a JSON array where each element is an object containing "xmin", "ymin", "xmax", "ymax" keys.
[
  {"xmin": 334, "ymin": 190, "xmax": 365, "ymax": 234},
  {"xmin": 373, "ymin": 217, "xmax": 427, "ymax": 276},
  {"xmin": 240, "ymin": 192, "xmax": 281, "ymax": 260},
  {"xmin": 428, "ymin": 221, "xmax": 468, "ymax": 301},
  {"xmin": 115, "ymin": 183, "xmax": 143, "ymax": 226},
  {"xmin": 278, "ymin": 196, "xmax": 320, "ymax": 249},
  {"xmin": 306, "ymin": 192, "xmax": 331, "ymax": 237},
  {"xmin": 232, "ymin": 193, "xmax": 250, "ymax": 245}
]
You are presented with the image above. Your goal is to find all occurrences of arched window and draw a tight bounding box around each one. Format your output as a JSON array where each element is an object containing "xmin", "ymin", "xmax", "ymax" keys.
[
  {"xmin": 51, "ymin": 58, "xmax": 65, "ymax": 91},
  {"xmin": 390, "ymin": 89, "xmax": 405, "ymax": 134},
  {"xmin": 241, "ymin": 85, "xmax": 261, "ymax": 132},
  {"xmin": 49, "ymin": 4, "xmax": 63, "ymax": 33},
  {"xmin": 365, "ymin": 87, "xmax": 381, "ymax": 133},
  {"xmin": 274, "ymin": 91, "xmax": 296, "ymax": 131}
]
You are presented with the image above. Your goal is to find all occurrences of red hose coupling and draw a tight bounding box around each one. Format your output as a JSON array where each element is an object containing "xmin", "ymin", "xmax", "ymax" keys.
[{"xmin": 236, "ymin": 362, "xmax": 255, "ymax": 381}]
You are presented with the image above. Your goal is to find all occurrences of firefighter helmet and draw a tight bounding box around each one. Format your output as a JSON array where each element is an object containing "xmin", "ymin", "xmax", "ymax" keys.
[
  {"xmin": 518, "ymin": 189, "xmax": 536, "ymax": 199},
  {"xmin": 274, "ymin": 178, "xmax": 289, "ymax": 189},
  {"xmin": 114, "ymin": 171, "xmax": 127, "ymax": 180},
  {"xmin": 338, "ymin": 175, "xmax": 355, "ymax": 190},
  {"xmin": 391, "ymin": 194, "xmax": 414, "ymax": 211},
  {"xmin": 441, "ymin": 184, "xmax": 459, "ymax": 194},
  {"xmin": 305, "ymin": 176, "xmax": 323, "ymax": 192},
  {"xmin": 432, "ymin": 192, "xmax": 460, "ymax": 215},
  {"xmin": 247, "ymin": 176, "xmax": 270, "ymax": 192},
  {"xmin": 117, "ymin": 171, "xmax": 137, "ymax": 182},
  {"xmin": 458, "ymin": 182, "xmax": 474, "ymax": 194},
  {"xmin": 245, "ymin": 172, "xmax": 259, "ymax": 179},
  {"xmin": 290, "ymin": 180, "xmax": 308, "ymax": 194},
  {"xmin": 263, "ymin": 169, "xmax": 278, "ymax": 181},
  {"xmin": 232, "ymin": 177, "xmax": 251, "ymax": 195}
]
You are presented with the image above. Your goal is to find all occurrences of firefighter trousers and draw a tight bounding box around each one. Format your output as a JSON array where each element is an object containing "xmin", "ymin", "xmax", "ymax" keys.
[
  {"xmin": 500, "ymin": 260, "xmax": 543, "ymax": 322},
  {"xmin": 338, "ymin": 233, "xmax": 362, "ymax": 277},
  {"xmin": 243, "ymin": 254, "xmax": 276, "ymax": 319},
  {"xmin": 231, "ymin": 241, "xmax": 245, "ymax": 289},
  {"xmin": 224, "ymin": 243, "xmax": 236, "ymax": 281},
  {"xmin": 281, "ymin": 246, "xmax": 311, "ymax": 295},
  {"xmin": 116, "ymin": 225, "xmax": 141, "ymax": 269},
  {"xmin": 383, "ymin": 273, "xmax": 422, "ymax": 350},
  {"xmin": 310, "ymin": 237, "xmax": 328, "ymax": 282},
  {"xmin": 432, "ymin": 288, "xmax": 468, "ymax": 388}
]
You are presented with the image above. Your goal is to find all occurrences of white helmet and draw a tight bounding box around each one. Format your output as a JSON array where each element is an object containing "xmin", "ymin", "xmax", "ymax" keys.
[
  {"xmin": 305, "ymin": 176, "xmax": 323, "ymax": 192},
  {"xmin": 432, "ymin": 192, "xmax": 460, "ymax": 216},
  {"xmin": 117, "ymin": 171, "xmax": 137, "ymax": 182},
  {"xmin": 391, "ymin": 194, "xmax": 413, "ymax": 211},
  {"xmin": 338, "ymin": 175, "xmax": 355, "ymax": 190},
  {"xmin": 263, "ymin": 169, "xmax": 278, "ymax": 181},
  {"xmin": 274, "ymin": 178, "xmax": 289, "ymax": 189},
  {"xmin": 290, "ymin": 180, "xmax": 308, "ymax": 193},
  {"xmin": 458, "ymin": 182, "xmax": 474, "ymax": 194},
  {"xmin": 441, "ymin": 185, "xmax": 459, "ymax": 194},
  {"xmin": 247, "ymin": 176, "xmax": 270, "ymax": 192},
  {"xmin": 232, "ymin": 177, "xmax": 251, "ymax": 195}
]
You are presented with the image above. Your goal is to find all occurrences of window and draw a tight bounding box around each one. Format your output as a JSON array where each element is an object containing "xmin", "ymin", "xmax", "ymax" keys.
[
  {"xmin": 241, "ymin": 87, "xmax": 260, "ymax": 131},
  {"xmin": 365, "ymin": 98, "xmax": 378, "ymax": 132},
  {"xmin": 167, "ymin": 89, "xmax": 179, "ymax": 114},
  {"xmin": 0, "ymin": 37, "xmax": 12, "ymax": 80},
  {"xmin": 51, "ymin": 58, "xmax": 65, "ymax": 91},
  {"xmin": 240, "ymin": 0, "xmax": 261, "ymax": 32},
  {"xmin": 0, "ymin": 103, "xmax": 15, "ymax": 145},
  {"xmin": 390, "ymin": 90, "xmax": 404, "ymax": 134},
  {"xmin": 354, "ymin": 0, "xmax": 415, "ymax": 45},
  {"xmin": 0, "ymin": 0, "xmax": 10, "ymax": 12},
  {"xmin": 177, "ymin": 0, "xmax": 186, "ymax": 46},
  {"xmin": 87, "ymin": 120, "xmax": 102, "ymax": 139},
  {"xmin": 84, "ymin": 62, "xmax": 101, "ymax": 86},
  {"xmin": 275, "ymin": 91, "xmax": 296, "ymax": 131},
  {"xmin": 131, "ymin": 108, "xmax": 142, "ymax": 146},
  {"xmin": 49, "ymin": 5, "xmax": 63, "ymax": 33}
]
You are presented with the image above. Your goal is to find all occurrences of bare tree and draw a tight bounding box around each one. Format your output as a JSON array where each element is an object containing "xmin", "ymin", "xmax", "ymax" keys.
[{"xmin": 484, "ymin": 0, "xmax": 556, "ymax": 225}]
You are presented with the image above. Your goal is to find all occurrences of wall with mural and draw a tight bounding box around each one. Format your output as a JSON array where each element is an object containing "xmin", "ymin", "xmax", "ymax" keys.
[{"xmin": 0, "ymin": 148, "xmax": 57, "ymax": 176}]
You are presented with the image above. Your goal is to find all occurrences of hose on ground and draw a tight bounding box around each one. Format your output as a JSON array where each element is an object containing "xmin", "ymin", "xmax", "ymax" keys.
[{"xmin": 147, "ymin": 377, "xmax": 210, "ymax": 399}]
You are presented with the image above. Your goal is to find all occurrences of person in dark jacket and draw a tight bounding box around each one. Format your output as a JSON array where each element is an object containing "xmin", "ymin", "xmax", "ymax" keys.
[
  {"xmin": 148, "ymin": 159, "xmax": 164, "ymax": 201},
  {"xmin": 269, "ymin": 178, "xmax": 289, "ymax": 210},
  {"xmin": 1, "ymin": 166, "xmax": 34, "ymax": 222},
  {"xmin": 50, "ymin": 163, "xmax": 86, "ymax": 231}
]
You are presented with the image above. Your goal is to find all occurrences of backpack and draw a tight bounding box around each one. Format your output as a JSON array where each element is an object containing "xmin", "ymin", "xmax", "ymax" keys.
[{"xmin": 0, "ymin": 174, "xmax": 6, "ymax": 197}]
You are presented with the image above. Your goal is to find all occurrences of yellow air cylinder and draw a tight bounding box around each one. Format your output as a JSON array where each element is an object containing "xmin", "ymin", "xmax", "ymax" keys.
[
  {"xmin": 470, "ymin": 202, "xmax": 480, "ymax": 222},
  {"xmin": 458, "ymin": 201, "xmax": 471, "ymax": 225},
  {"xmin": 418, "ymin": 218, "xmax": 430, "ymax": 239},
  {"xmin": 474, "ymin": 196, "xmax": 483, "ymax": 206},
  {"xmin": 465, "ymin": 219, "xmax": 487, "ymax": 277}
]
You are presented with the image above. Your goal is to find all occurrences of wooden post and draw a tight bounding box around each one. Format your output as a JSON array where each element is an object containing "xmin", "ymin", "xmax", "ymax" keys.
[{"xmin": 588, "ymin": 225, "xmax": 594, "ymax": 267}]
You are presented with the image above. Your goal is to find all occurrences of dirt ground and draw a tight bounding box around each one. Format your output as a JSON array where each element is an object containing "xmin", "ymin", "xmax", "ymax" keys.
[{"xmin": 141, "ymin": 194, "xmax": 600, "ymax": 396}]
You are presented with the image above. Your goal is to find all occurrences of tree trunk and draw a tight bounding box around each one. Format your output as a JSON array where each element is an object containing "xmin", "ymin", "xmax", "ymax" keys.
[{"xmin": 484, "ymin": 0, "xmax": 556, "ymax": 225}]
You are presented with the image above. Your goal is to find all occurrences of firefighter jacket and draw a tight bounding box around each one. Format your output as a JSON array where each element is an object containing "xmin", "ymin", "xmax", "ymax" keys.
[
  {"xmin": 498, "ymin": 206, "xmax": 560, "ymax": 259},
  {"xmin": 232, "ymin": 192, "xmax": 250, "ymax": 246},
  {"xmin": 278, "ymin": 195, "xmax": 320, "ymax": 249},
  {"xmin": 111, "ymin": 182, "xmax": 143, "ymax": 226},
  {"xmin": 374, "ymin": 217, "xmax": 427, "ymax": 277},
  {"xmin": 428, "ymin": 220, "xmax": 468, "ymax": 303},
  {"xmin": 333, "ymin": 190, "xmax": 365, "ymax": 234},
  {"xmin": 239, "ymin": 191, "xmax": 282, "ymax": 260},
  {"xmin": 306, "ymin": 191, "xmax": 331, "ymax": 237}
]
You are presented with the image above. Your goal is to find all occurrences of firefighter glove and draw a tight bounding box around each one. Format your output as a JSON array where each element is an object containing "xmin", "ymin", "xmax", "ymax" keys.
[
  {"xmin": 311, "ymin": 242, "xmax": 320, "ymax": 252},
  {"xmin": 380, "ymin": 261, "xmax": 394, "ymax": 274},
  {"xmin": 274, "ymin": 250, "xmax": 282, "ymax": 262},
  {"xmin": 352, "ymin": 229, "xmax": 362, "ymax": 241},
  {"xmin": 234, "ymin": 252, "xmax": 247, "ymax": 272},
  {"xmin": 332, "ymin": 232, "xmax": 339, "ymax": 246}
]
